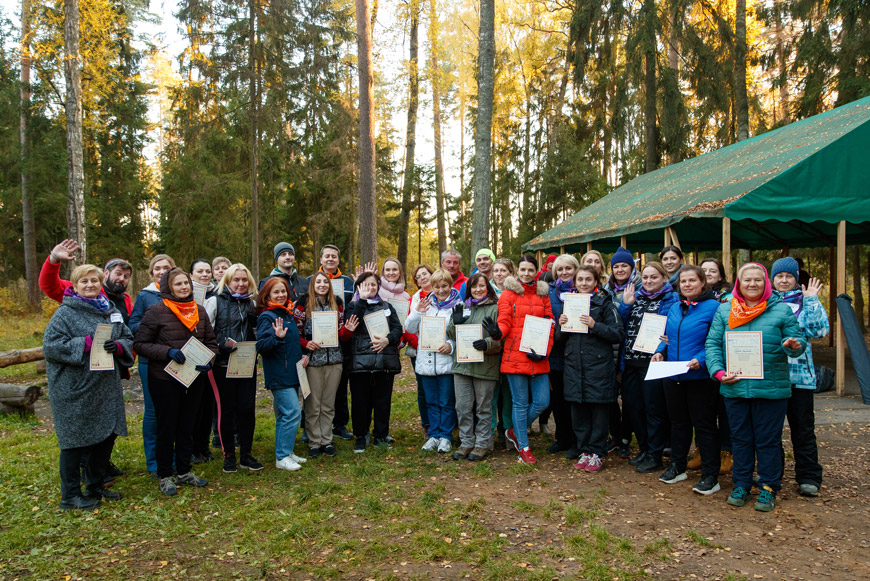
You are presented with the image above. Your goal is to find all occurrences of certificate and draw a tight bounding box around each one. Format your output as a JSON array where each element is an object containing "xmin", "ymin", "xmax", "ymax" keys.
[
  {"xmin": 311, "ymin": 311, "xmax": 339, "ymax": 347},
  {"xmin": 387, "ymin": 298, "xmax": 410, "ymax": 331},
  {"xmin": 632, "ymin": 313, "xmax": 668, "ymax": 354},
  {"xmin": 726, "ymin": 331, "xmax": 764, "ymax": 379},
  {"xmin": 296, "ymin": 360, "xmax": 311, "ymax": 399},
  {"xmin": 89, "ymin": 323, "xmax": 116, "ymax": 371},
  {"xmin": 455, "ymin": 324, "xmax": 484, "ymax": 363},
  {"xmin": 519, "ymin": 315, "xmax": 552, "ymax": 355},
  {"xmin": 644, "ymin": 361, "xmax": 692, "ymax": 381},
  {"xmin": 364, "ymin": 309, "xmax": 389, "ymax": 341},
  {"xmin": 164, "ymin": 336, "xmax": 216, "ymax": 388},
  {"xmin": 419, "ymin": 316, "xmax": 446, "ymax": 352},
  {"xmin": 226, "ymin": 341, "xmax": 257, "ymax": 378},
  {"xmin": 192, "ymin": 284, "xmax": 207, "ymax": 306},
  {"xmin": 561, "ymin": 293, "xmax": 591, "ymax": 333},
  {"xmin": 330, "ymin": 279, "xmax": 345, "ymax": 301}
]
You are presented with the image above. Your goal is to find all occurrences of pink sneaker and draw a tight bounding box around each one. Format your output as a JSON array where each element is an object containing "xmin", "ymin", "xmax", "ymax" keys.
[
  {"xmin": 574, "ymin": 453, "xmax": 590, "ymax": 470},
  {"xmin": 584, "ymin": 454, "xmax": 603, "ymax": 473}
]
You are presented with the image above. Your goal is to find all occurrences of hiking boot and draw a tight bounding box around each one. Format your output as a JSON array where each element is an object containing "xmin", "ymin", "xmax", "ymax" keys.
[
  {"xmin": 308, "ymin": 446, "xmax": 323, "ymax": 459},
  {"xmin": 288, "ymin": 453, "xmax": 308, "ymax": 464},
  {"xmin": 437, "ymin": 438, "xmax": 452, "ymax": 453},
  {"xmin": 584, "ymin": 454, "xmax": 603, "ymax": 473},
  {"xmin": 373, "ymin": 438, "xmax": 393, "ymax": 449},
  {"xmin": 59, "ymin": 495, "xmax": 101, "ymax": 511},
  {"xmin": 222, "ymin": 456, "xmax": 237, "ymax": 473},
  {"xmin": 547, "ymin": 441, "xmax": 568, "ymax": 454},
  {"xmin": 687, "ymin": 451, "xmax": 702, "ymax": 470},
  {"xmin": 240, "ymin": 454, "xmax": 264, "ymax": 471},
  {"xmin": 754, "ymin": 486, "xmax": 776, "ymax": 512},
  {"xmin": 323, "ymin": 444, "xmax": 338, "ymax": 457},
  {"xmin": 276, "ymin": 456, "xmax": 301, "ymax": 471},
  {"xmin": 452, "ymin": 447, "xmax": 473, "ymax": 460},
  {"xmin": 719, "ymin": 451, "xmax": 733, "ymax": 474},
  {"xmin": 176, "ymin": 472, "xmax": 208, "ymax": 487},
  {"xmin": 518, "ymin": 447, "xmax": 538, "ymax": 466},
  {"xmin": 353, "ymin": 437, "xmax": 367, "ymax": 454},
  {"xmin": 333, "ymin": 426, "xmax": 354, "ymax": 441},
  {"xmin": 727, "ymin": 486, "xmax": 751, "ymax": 507},
  {"xmin": 421, "ymin": 437, "xmax": 439, "ymax": 451},
  {"xmin": 692, "ymin": 476, "xmax": 721, "ymax": 496},
  {"xmin": 564, "ymin": 447, "xmax": 581, "ymax": 460},
  {"xmin": 467, "ymin": 448, "xmax": 489, "ymax": 461},
  {"xmin": 636, "ymin": 454, "xmax": 664, "ymax": 474},
  {"xmin": 87, "ymin": 486, "xmax": 121, "ymax": 501},
  {"xmin": 659, "ymin": 465, "xmax": 687, "ymax": 484},
  {"xmin": 628, "ymin": 451, "xmax": 648, "ymax": 466},
  {"xmin": 505, "ymin": 429, "xmax": 520, "ymax": 452},
  {"xmin": 574, "ymin": 453, "xmax": 591, "ymax": 470},
  {"xmin": 159, "ymin": 477, "xmax": 177, "ymax": 497},
  {"xmin": 799, "ymin": 483, "xmax": 820, "ymax": 497}
]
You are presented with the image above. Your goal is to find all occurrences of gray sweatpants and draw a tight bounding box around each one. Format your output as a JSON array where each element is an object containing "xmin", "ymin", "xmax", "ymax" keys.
[{"xmin": 453, "ymin": 374, "xmax": 496, "ymax": 449}]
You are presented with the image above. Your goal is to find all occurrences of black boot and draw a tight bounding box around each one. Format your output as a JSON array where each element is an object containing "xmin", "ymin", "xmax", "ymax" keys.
[{"xmin": 60, "ymin": 495, "xmax": 101, "ymax": 511}]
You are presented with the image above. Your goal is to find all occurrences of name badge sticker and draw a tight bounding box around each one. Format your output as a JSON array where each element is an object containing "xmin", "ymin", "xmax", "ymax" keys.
[{"xmin": 110, "ymin": 313, "xmax": 123, "ymax": 324}]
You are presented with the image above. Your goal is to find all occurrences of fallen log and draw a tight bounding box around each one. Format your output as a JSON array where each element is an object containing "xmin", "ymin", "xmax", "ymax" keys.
[
  {"xmin": 0, "ymin": 383, "xmax": 42, "ymax": 407},
  {"xmin": 0, "ymin": 347, "xmax": 44, "ymax": 368}
]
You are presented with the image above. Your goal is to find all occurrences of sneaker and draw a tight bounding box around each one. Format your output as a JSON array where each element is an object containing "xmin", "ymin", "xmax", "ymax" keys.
[
  {"xmin": 727, "ymin": 486, "xmax": 751, "ymax": 507},
  {"xmin": 421, "ymin": 437, "xmax": 439, "ymax": 452},
  {"xmin": 158, "ymin": 477, "xmax": 177, "ymax": 496},
  {"xmin": 754, "ymin": 486, "xmax": 777, "ymax": 512},
  {"xmin": 617, "ymin": 444, "xmax": 631, "ymax": 459},
  {"xmin": 606, "ymin": 438, "xmax": 618, "ymax": 453},
  {"xmin": 692, "ymin": 476, "xmax": 721, "ymax": 495},
  {"xmin": 309, "ymin": 446, "xmax": 323, "ymax": 459},
  {"xmin": 353, "ymin": 437, "xmax": 367, "ymax": 454},
  {"xmin": 87, "ymin": 486, "xmax": 121, "ymax": 501},
  {"xmin": 659, "ymin": 465, "xmax": 687, "ymax": 484},
  {"xmin": 323, "ymin": 444, "xmax": 338, "ymax": 457},
  {"xmin": 584, "ymin": 454, "xmax": 603, "ymax": 472},
  {"xmin": 564, "ymin": 447, "xmax": 581, "ymax": 460},
  {"xmin": 333, "ymin": 426, "xmax": 354, "ymax": 441},
  {"xmin": 222, "ymin": 456, "xmax": 237, "ymax": 473},
  {"xmin": 190, "ymin": 454, "xmax": 205, "ymax": 465},
  {"xmin": 452, "ymin": 446, "xmax": 472, "ymax": 460},
  {"xmin": 59, "ymin": 495, "xmax": 101, "ymax": 510},
  {"xmin": 288, "ymin": 453, "xmax": 308, "ymax": 464},
  {"xmin": 148, "ymin": 470, "xmax": 159, "ymax": 480},
  {"xmin": 373, "ymin": 438, "xmax": 393, "ymax": 449},
  {"xmin": 384, "ymin": 435, "xmax": 396, "ymax": 444},
  {"xmin": 467, "ymin": 447, "xmax": 489, "ymax": 461},
  {"xmin": 799, "ymin": 483, "xmax": 820, "ymax": 497},
  {"xmin": 628, "ymin": 451, "xmax": 648, "ymax": 466},
  {"xmin": 276, "ymin": 456, "xmax": 302, "ymax": 471},
  {"xmin": 505, "ymin": 429, "xmax": 520, "ymax": 452},
  {"xmin": 547, "ymin": 441, "xmax": 568, "ymax": 454},
  {"xmin": 518, "ymin": 447, "xmax": 538, "ymax": 465},
  {"xmin": 240, "ymin": 454, "xmax": 264, "ymax": 471},
  {"xmin": 177, "ymin": 471, "xmax": 208, "ymax": 487},
  {"xmin": 687, "ymin": 451, "xmax": 702, "ymax": 470},
  {"xmin": 437, "ymin": 438, "xmax": 452, "ymax": 453},
  {"xmin": 574, "ymin": 453, "xmax": 591, "ymax": 470},
  {"xmin": 719, "ymin": 451, "xmax": 733, "ymax": 475},
  {"xmin": 636, "ymin": 454, "xmax": 664, "ymax": 474}
]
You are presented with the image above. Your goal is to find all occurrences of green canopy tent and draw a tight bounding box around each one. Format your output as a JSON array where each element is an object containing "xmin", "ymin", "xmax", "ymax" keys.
[{"xmin": 523, "ymin": 96, "xmax": 870, "ymax": 394}]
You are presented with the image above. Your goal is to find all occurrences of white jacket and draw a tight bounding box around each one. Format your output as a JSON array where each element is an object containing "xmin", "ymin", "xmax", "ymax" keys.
[{"xmin": 406, "ymin": 302, "xmax": 455, "ymax": 376}]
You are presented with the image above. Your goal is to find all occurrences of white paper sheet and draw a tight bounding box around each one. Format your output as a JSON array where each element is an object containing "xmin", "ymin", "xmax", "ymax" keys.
[{"xmin": 644, "ymin": 361, "xmax": 692, "ymax": 381}]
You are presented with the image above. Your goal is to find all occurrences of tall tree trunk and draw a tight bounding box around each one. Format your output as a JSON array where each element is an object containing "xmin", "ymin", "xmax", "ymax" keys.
[
  {"xmin": 459, "ymin": 88, "xmax": 467, "ymax": 245},
  {"xmin": 642, "ymin": 0, "xmax": 657, "ymax": 173},
  {"xmin": 471, "ymin": 0, "xmax": 494, "ymax": 254},
  {"xmin": 20, "ymin": 0, "xmax": 38, "ymax": 308},
  {"xmin": 774, "ymin": 3, "xmax": 789, "ymax": 124},
  {"xmin": 249, "ymin": 0, "xmax": 260, "ymax": 277},
  {"xmin": 64, "ymin": 0, "xmax": 85, "ymax": 261},
  {"xmin": 735, "ymin": 0, "xmax": 749, "ymax": 141},
  {"xmin": 853, "ymin": 246, "xmax": 866, "ymax": 334},
  {"xmin": 356, "ymin": 0, "xmax": 377, "ymax": 263},
  {"xmin": 397, "ymin": 0, "xmax": 419, "ymax": 269},
  {"xmin": 430, "ymin": 0, "xmax": 447, "ymax": 255}
]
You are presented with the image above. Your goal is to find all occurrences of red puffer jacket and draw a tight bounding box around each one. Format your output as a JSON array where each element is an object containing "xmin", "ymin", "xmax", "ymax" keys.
[{"xmin": 497, "ymin": 276, "xmax": 554, "ymax": 376}]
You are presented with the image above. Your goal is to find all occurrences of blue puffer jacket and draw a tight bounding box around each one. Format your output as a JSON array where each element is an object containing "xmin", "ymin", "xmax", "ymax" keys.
[
  {"xmin": 775, "ymin": 291, "xmax": 829, "ymax": 390},
  {"xmin": 547, "ymin": 280, "xmax": 575, "ymax": 372},
  {"xmin": 256, "ymin": 308, "xmax": 304, "ymax": 391},
  {"xmin": 655, "ymin": 291, "xmax": 720, "ymax": 381},
  {"xmin": 128, "ymin": 284, "xmax": 162, "ymax": 363}
]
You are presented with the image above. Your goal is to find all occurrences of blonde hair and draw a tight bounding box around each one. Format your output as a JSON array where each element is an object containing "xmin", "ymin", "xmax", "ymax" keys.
[
  {"xmin": 641, "ymin": 261, "xmax": 668, "ymax": 279},
  {"xmin": 430, "ymin": 268, "xmax": 454, "ymax": 289},
  {"xmin": 71, "ymin": 264, "xmax": 104, "ymax": 286},
  {"xmin": 551, "ymin": 254, "xmax": 580, "ymax": 274},
  {"xmin": 217, "ymin": 263, "xmax": 258, "ymax": 300},
  {"xmin": 148, "ymin": 254, "xmax": 175, "ymax": 275},
  {"xmin": 381, "ymin": 257, "xmax": 406, "ymax": 285},
  {"xmin": 493, "ymin": 258, "xmax": 515, "ymax": 275},
  {"xmin": 580, "ymin": 250, "xmax": 606, "ymax": 284}
]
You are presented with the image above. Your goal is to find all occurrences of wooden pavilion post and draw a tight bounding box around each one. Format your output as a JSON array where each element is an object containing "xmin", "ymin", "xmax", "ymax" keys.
[
  {"xmin": 536, "ymin": 250, "xmax": 543, "ymax": 265},
  {"xmin": 722, "ymin": 218, "xmax": 732, "ymax": 282},
  {"xmin": 620, "ymin": 235, "xmax": 627, "ymax": 249},
  {"xmin": 560, "ymin": 246, "xmax": 565, "ymax": 255},
  {"xmin": 664, "ymin": 229, "xmax": 671, "ymax": 247},
  {"xmin": 836, "ymin": 221, "xmax": 846, "ymax": 395},
  {"xmin": 829, "ymin": 245, "xmax": 836, "ymax": 347},
  {"xmin": 586, "ymin": 242, "xmax": 592, "ymax": 253}
]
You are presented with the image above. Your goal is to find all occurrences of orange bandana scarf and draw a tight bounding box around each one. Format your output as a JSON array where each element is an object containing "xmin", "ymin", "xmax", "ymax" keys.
[
  {"xmin": 267, "ymin": 300, "xmax": 293, "ymax": 315},
  {"xmin": 163, "ymin": 298, "xmax": 200, "ymax": 331},
  {"xmin": 318, "ymin": 265, "xmax": 342, "ymax": 279},
  {"xmin": 728, "ymin": 297, "xmax": 767, "ymax": 329}
]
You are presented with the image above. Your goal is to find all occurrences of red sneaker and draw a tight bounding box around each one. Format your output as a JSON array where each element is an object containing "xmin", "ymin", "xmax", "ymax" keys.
[
  {"xmin": 585, "ymin": 454, "xmax": 603, "ymax": 472},
  {"xmin": 505, "ymin": 428, "xmax": 520, "ymax": 452},
  {"xmin": 518, "ymin": 447, "xmax": 538, "ymax": 465},
  {"xmin": 574, "ymin": 453, "xmax": 590, "ymax": 470}
]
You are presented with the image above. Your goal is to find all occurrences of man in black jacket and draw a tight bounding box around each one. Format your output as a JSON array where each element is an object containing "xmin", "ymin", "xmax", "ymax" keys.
[{"xmin": 261, "ymin": 242, "xmax": 305, "ymax": 302}]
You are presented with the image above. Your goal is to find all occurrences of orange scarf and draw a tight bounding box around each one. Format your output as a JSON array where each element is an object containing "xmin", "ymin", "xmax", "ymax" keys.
[
  {"xmin": 267, "ymin": 300, "xmax": 293, "ymax": 315},
  {"xmin": 728, "ymin": 297, "xmax": 767, "ymax": 329},
  {"xmin": 163, "ymin": 298, "xmax": 200, "ymax": 331},
  {"xmin": 318, "ymin": 265, "xmax": 342, "ymax": 279}
]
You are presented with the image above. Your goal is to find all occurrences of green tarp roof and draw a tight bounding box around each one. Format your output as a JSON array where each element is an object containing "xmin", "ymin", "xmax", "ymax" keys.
[{"xmin": 523, "ymin": 96, "xmax": 870, "ymax": 253}]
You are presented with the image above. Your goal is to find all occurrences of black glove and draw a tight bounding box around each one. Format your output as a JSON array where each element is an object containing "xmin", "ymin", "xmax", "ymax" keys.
[
  {"xmin": 482, "ymin": 316, "xmax": 502, "ymax": 340},
  {"xmin": 472, "ymin": 339, "xmax": 488, "ymax": 352},
  {"xmin": 452, "ymin": 304, "xmax": 468, "ymax": 326},
  {"xmin": 195, "ymin": 362, "xmax": 212, "ymax": 372},
  {"xmin": 168, "ymin": 349, "xmax": 186, "ymax": 364},
  {"xmin": 103, "ymin": 339, "xmax": 119, "ymax": 354},
  {"xmin": 526, "ymin": 348, "xmax": 546, "ymax": 362}
]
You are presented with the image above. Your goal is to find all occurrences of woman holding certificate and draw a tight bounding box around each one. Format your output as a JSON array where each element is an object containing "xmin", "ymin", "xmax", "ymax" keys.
[
  {"xmin": 493, "ymin": 255, "xmax": 554, "ymax": 466},
  {"xmin": 133, "ymin": 268, "xmax": 218, "ymax": 496},
  {"xmin": 408, "ymin": 265, "xmax": 434, "ymax": 437},
  {"xmin": 190, "ymin": 259, "xmax": 218, "ymax": 464},
  {"xmin": 705, "ymin": 263, "xmax": 806, "ymax": 512},
  {"xmin": 406, "ymin": 269, "xmax": 461, "ymax": 454}
]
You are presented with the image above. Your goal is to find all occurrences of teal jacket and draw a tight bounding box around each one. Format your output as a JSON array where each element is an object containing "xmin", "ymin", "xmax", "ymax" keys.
[{"xmin": 705, "ymin": 293, "xmax": 807, "ymax": 400}]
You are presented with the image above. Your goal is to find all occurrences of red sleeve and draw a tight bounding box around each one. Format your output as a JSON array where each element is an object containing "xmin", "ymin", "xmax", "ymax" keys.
[
  {"xmin": 403, "ymin": 331, "xmax": 418, "ymax": 349},
  {"xmin": 339, "ymin": 326, "xmax": 353, "ymax": 342},
  {"xmin": 544, "ymin": 296, "xmax": 555, "ymax": 356},
  {"xmin": 38, "ymin": 256, "xmax": 71, "ymax": 304}
]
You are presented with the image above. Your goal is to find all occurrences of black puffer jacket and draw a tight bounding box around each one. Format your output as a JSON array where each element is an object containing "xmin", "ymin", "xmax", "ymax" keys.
[
  {"xmin": 212, "ymin": 287, "xmax": 257, "ymax": 366},
  {"xmin": 346, "ymin": 298, "xmax": 403, "ymax": 374},
  {"xmin": 558, "ymin": 292, "xmax": 623, "ymax": 404}
]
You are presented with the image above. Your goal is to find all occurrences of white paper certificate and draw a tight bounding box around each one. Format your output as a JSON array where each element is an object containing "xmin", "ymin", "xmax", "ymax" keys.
[
  {"xmin": 419, "ymin": 316, "xmax": 447, "ymax": 352},
  {"xmin": 330, "ymin": 279, "xmax": 345, "ymax": 301},
  {"xmin": 89, "ymin": 323, "xmax": 115, "ymax": 371},
  {"xmin": 387, "ymin": 298, "xmax": 410, "ymax": 331},
  {"xmin": 632, "ymin": 313, "xmax": 668, "ymax": 354},
  {"xmin": 561, "ymin": 294, "xmax": 591, "ymax": 333},
  {"xmin": 192, "ymin": 284, "xmax": 207, "ymax": 306},
  {"xmin": 311, "ymin": 311, "xmax": 339, "ymax": 347},
  {"xmin": 226, "ymin": 341, "xmax": 257, "ymax": 378},
  {"xmin": 644, "ymin": 361, "xmax": 692, "ymax": 381},
  {"xmin": 455, "ymin": 324, "xmax": 484, "ymax": 363},
  {"xmin": 164, "ymin": 336, "xmax": 216, "ymax": 388},
  {"xmin": 296, "ymin": 360, "xmax": 311, "ymax": 399},
  {"xmin": 519, "ymin": 315, "xmax": 552, "ymax": 355},
  {"xmin": 364, "ymin": 309, "xmax": 390, "ymax": 342},
  {"xmin": 726, "ymin": 331, "xmax": 765, "ymax": 379}
]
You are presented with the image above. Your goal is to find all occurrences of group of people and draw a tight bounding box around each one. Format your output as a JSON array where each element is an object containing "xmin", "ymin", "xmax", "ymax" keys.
[{"xmin": 41, "ymin": 238, "xmax": 827, "ymax": 514}]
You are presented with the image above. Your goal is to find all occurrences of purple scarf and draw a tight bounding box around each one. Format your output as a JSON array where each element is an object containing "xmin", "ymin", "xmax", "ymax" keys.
[
  {"xmin": 465, "ymin": 296, "xmax": 486, "ymax": 308},
  {"xmin": 779, "ymin": 288, "xmax": 804, "ymax": 318},
  {"xmin": 64, "ymin": 286, "xmax": 111, "ymax": 312},
  {"xmin": 434, "ymin": 288, "xmax": 461, "ymax": 311},
  {"xmin": 637, "ymin": 282, "xmax": 674, "ymax": 299}
]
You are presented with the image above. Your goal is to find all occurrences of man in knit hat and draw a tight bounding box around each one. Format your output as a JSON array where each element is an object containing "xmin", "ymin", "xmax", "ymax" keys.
[
  {"xmin": 261, "ymin": 242, "xmax": 305, "ymax": 302},
  {"xmin": 459, "ymin": 248, "xmax": 498, "ymax": 297}
]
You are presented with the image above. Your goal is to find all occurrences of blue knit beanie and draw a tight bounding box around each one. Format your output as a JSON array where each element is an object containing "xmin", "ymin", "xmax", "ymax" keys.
[
  {"xmin": 770, "ymin": 257, "xmax": 799, "ymax": 281},
  {"xmin": 610, "ymin": 246, "xmax": 634, "ymax": 268}
]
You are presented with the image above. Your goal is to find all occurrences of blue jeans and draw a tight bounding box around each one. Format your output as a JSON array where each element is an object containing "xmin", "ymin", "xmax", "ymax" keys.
[
  {"xmin": 410, "ymin": 357, "xmax": 429, "ymax": 429},
  {"xmin": 140, "ymin": 362, "xmax": 157, "ymax": 472},
  {"xmin": 725, "ymin": 397, "xmax": 788, "ymax": 491},
  {"xmin": 506, "ymin": 373, "xmax": 550, "ymax": 449},
  {"xmin": 421, "ymin": 374, "xmax": 456, "ymax": 439},
  {"xmin": 272, "ymin": 387, "xmax": 302, "ymax": 461}
]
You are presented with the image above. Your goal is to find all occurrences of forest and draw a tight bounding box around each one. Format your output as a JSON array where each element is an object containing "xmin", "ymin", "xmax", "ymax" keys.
[{"xmin": 0, "ymin": 0, "xmax": 868, "ymax": 302}]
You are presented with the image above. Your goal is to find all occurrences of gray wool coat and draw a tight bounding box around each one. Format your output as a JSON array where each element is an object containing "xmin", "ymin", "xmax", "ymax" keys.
[{"xmin": 43, "ymin": 296, "xmax": 133, "ymax": 449}]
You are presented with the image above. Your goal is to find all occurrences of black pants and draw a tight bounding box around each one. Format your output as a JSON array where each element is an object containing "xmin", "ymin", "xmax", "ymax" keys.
[
  {"xmin": 548, "ymin": 370, "xmax": 575, "ymax": 448},
  {"xmin": 609, "ymin": 373, "xmax": 624, "ymax": 444},
  {"xmin": 786, "ymin": 387, "xmax": 823, "ymax": 486},
  {"xmin": 663, "ymin": 377, "xmax": 721, "ymax": 478},
  {"xmin": 350, "ymin": 372, "xmax": 394, "ymax": 440},
  {"xmin": 192, "ymin": 380, "xmax": 215, "ymax": 456},
  {"xmin": 214, "ymin": 369, "xmax": 256, "ymax": 459},
  {"xmin": 621, "ymin": 365, "xmax": 648, "ymax": 452},
  {"xmin": 149, "ymin": 372, "xmax": 205, "ymax": 478},
  {"xmin": 717, "ymin": 394, "xmax": 731, "ymax": 452},
  {"xmin": 59, "ymin": 435, "xmax": 114, "ymax": 499},
  {"xmin": 571, "ymin": 402, "xmax": 610, "ymax": 457},
  {"xmin": 333, "ymin": 364, "xmax": 351, "ymax": 430}
]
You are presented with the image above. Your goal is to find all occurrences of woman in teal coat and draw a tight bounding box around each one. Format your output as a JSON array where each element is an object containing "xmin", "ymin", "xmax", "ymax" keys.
[{"xmin": 705, "ymin": 263, "xmax": 806, "ymax": 512}]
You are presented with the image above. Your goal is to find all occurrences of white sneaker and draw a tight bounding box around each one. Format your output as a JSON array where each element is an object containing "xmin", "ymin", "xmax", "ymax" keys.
[
  {"xmin": 421, "ymin": 437, "xmax": 439, "ymax": 451},
  {"xmin": 288, "ymin": 453, "xmax": 307, "ymax": 464},
  {"xmin": 275, "ymin": 456, "xmax": 301, "ymax": 471},
  {"xmin": 437, "ymin": 437, "xmax": 452, "ymax": 453}
]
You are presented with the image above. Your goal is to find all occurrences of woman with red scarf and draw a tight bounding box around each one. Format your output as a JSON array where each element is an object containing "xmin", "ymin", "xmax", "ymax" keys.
[{"xmin": 134, "ymin": 268, "xmax": 218, "ymax": 496}]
